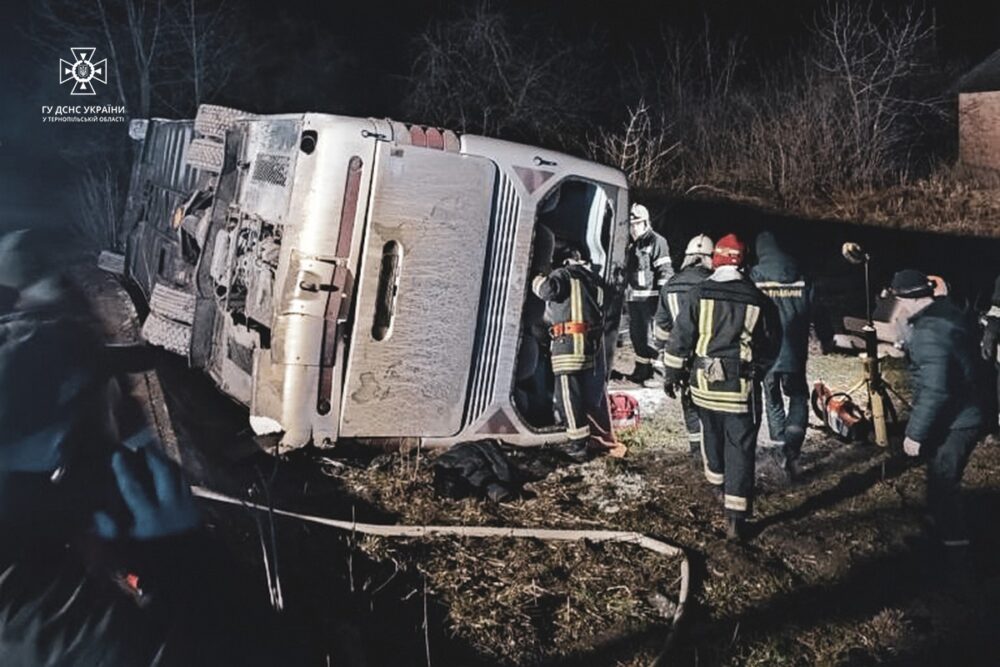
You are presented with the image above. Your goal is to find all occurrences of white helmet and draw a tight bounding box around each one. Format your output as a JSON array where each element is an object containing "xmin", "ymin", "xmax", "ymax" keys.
[
  {"xmin": 629, "ymin": 203, "xmax": 650, "ymax": 240},
  {"xmin": 682, "ymin": 234, "xmax": 714, "ymax": 269},
  {"xmin": 684, "ymin": 234, "xmax": 714, "ymax": 256},
  {"xmin": 629, "ymin": 203, "xmax": 650, "ymax": 224}
]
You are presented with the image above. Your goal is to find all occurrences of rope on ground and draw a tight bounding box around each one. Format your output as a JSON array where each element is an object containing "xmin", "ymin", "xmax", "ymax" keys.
[{"xmin": 191, "ymin": 485, "xmax": 690, "ymax": 665}]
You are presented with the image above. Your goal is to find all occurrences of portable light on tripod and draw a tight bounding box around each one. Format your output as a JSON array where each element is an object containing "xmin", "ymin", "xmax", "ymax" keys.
[{"xmin": 841, "ymin": 242, "xmax": 893, "ymax": 447}]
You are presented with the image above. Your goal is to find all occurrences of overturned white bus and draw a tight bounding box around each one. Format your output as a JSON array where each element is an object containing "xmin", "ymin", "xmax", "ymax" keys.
[{"xmin": 119, "ymin": 105, "xmax": 629, "ymax": 451}]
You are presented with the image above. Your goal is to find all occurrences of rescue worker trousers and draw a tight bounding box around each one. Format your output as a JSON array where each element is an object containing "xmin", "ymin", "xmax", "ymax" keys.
[
  {"xmin": 926, "ymin": 427, "xmax": 979, "ymax": 546},
  {"xmin": 762, "ymin": 370, "xmax": 809, "ymax": 461},
  {"xmin": 554, "ymin": 368, "xmax": 610, "ymax": 444},
  {"xmin": 698, "ymin": 398, "xmax": 762, "ymax": 520},
  {"xmin": 681, "ymin": 389, "xmax": 702, "ymax": 455},
  {"xmin": 627, "ymin": 299, "xmax": 658, "ymax": 369}
]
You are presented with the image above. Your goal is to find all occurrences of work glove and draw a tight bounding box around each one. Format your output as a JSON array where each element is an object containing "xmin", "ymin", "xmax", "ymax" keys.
[
  {"xmin": 530, "ymin": 226, "xmax": 555, "ymax": 277},
  {"xmin": 903, "ymin": 436, "xmax": 921, "ymax": 457},
  {"xmin": 664, "ymin": 382, "xmax": 680, "ymax": 399},
  {"xmin": 94, "ymin": 445, "xmax": 200, "ymax": 540}
]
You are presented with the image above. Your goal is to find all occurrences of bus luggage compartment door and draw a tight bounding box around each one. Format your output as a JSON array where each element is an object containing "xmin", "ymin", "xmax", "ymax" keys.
[{"xmin": 340, "ymin": 145, "xmax": 495, "ymax": 438}]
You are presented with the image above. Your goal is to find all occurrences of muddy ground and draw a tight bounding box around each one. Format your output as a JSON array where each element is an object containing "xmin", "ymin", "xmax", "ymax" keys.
[
  {"xmin": 81, "ymin": 231, "xmax": 1000, "ymax": 665},
  {"xmin": 144, "ymin": 331, "xmax": 1000, "ymax": 667}
]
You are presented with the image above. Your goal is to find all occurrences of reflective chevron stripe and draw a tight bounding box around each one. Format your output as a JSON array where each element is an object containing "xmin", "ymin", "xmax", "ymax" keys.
[
  {"xmin": 667, "ymin": 293, "xmax": 680, "ymax": 318},
  {"xmin": 696, "ymin": 299, "xmax": 714, "ymax": 357},
  {"xmin": 531, "ymin": 275, "xmax": 546, "ymax": 296},
  {"xmin": 662, "ymin": 351, "xmax": 686, "ymax": 369},
  {"xmin": 724, "ymin": 495, "xmax": 748, "ymax": 511},
  {"xmin": 740, "ymin": 304, "xmax": 760, "ymax": 362}
]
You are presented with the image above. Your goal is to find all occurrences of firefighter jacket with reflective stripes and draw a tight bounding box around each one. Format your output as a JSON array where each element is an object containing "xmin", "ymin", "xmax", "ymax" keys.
[
  {"xmin": 905, "ymin": 297, "xmax": 984, "ymax": 443},
  {"xmin": 653, "ymin": 265, "xmax": 711, "ymax": 349},
  {"xmin": 625, "ymin": 230, "xmax": 672, "ymax": 300},
  {"xmin": 532, "ymin": 263, "xmax": 604, "ymax": 374},
  {"xmin": 662, "ymin": 270, "xmax": 780, "ymax": 413}
]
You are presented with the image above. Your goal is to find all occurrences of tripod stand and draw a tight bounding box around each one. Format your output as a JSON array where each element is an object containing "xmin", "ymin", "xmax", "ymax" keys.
[{"xmin": 841, "ymin": 244, "xmax": 910, "ymax": 447}]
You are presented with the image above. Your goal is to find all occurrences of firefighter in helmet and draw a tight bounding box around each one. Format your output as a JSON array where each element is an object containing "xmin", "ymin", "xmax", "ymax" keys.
[
  {"xmin": 625, "ymin": 203, "xmax": 672, "ymax": 385},
  {"xmin": 531, "ymin": 232, "xmax": 624, "ymax": 462},
  {"xmin": 652, "ymin": 233, "xmax": 714, "ymax": 464},
  {"xmin": 661, "ymin": 234, "xmax": 780, "ymax": 540},
  {"xmin": 890, "ymin": 269, "xmax": 984, "ymax": 555}
]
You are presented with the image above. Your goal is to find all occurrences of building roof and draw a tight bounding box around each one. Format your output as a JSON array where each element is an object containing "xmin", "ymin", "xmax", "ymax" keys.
[{"xmin": 956, "ymin": 49, "xmax": 1000, "ymax": 93}]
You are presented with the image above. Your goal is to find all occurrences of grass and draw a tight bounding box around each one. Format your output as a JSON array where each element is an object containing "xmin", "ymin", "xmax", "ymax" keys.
[{"xmin": 330, "ymin": 349, "xmax": 1000, "ymax": 666}]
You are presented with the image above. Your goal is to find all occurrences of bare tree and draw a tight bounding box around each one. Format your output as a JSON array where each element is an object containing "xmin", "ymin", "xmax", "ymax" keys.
[
  {"xmin": 809, "ymin": 1, "xmax": 941, "ymax": 187},
  {"xmin": 74, "ymin": 162, "xmax": 123, "ymax": 251},
  {"xmin": 588, "ymin": 100, "xmax": 679, "ymax": 187},
  {"xmin": 162, "ymin": 0, "xmax": 248, "ymax": 111},
  {"xmin": 122, "ymin": 0, "xmax": 163, "ymax": 118},
  {"xmin": 404, "ymin": 2, "xmax": 595, "ymax": 145}
]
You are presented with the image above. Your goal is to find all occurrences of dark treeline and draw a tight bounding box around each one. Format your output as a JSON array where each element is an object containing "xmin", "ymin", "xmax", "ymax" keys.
[{"xmin": 18, "ymin": 0, "xmax": 1000, "ymax": 246}]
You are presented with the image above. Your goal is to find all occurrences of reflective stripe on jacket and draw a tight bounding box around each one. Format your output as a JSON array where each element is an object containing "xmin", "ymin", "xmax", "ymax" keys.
[
  {"xmin": 653, "ymin": 265, "xmax": 711, "ymax": 349},
  {"xmin": 662, "ymin": 274, "xmax": 780, "ymax": 413},
  {"xmin": 532, "ymin": 263, "xmax": 604, "ymax": 374},
  {"xmin": 625, "ymin": 231, "xmax": 671, "ymax": 300}
]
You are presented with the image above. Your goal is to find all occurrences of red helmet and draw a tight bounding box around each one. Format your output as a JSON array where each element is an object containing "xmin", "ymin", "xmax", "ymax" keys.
[{"xmin": 712, "ymin": 233, "xmax": 745, "ymax": 268}]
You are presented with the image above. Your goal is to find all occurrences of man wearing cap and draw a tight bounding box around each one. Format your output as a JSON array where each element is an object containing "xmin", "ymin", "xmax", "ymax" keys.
[
  {"xmin": 652, "ymin": 234, "xmax": 714, "ymax": 463},
  {"xmin": 889, "ymin": 269, "xmax": 984, "ymax": 553},
  {"xmin": 624, "ymin": 203, "xmax": 672, "ymax": 384},
  {"xmin": 661, "ymin": 234, "xmax": 780, "ymax": 540}
]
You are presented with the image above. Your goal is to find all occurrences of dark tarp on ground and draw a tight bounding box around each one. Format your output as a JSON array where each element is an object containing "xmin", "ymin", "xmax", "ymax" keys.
[{"xmin": 433, "ymin": 441, "xmax": 523, "ymax": 502}]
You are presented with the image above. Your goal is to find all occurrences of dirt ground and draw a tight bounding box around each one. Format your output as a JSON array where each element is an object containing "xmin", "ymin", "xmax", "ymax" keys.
[
  {"xmin": 81, "ymin": 263, "xmax": 1000, "ymax": 666},
  {"xmin": 163, "ymin": 339, "xmax": 999, "ymax": 666}
]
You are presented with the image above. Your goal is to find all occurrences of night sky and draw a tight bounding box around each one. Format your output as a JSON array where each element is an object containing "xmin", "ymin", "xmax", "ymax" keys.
[{"xmin": 1, "ymin": 0, "xmax": 998, "ymax": 233}]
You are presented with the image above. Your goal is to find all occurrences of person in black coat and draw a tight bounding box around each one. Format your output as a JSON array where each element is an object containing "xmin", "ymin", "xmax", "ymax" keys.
[
  {"xmin": 0, "ymin": 231, "xmax": 296, "ymax": 666},
  {"xmin": 889, "ymin": 269, "xmax": 985, "ymax": 551},
  {"xmin": 750, "ymin": 231, "xmax": 832, "ymax": 480}
]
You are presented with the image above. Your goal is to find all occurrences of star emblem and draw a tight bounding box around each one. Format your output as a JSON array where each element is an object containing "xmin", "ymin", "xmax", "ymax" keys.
[{"xmin": 59, "ymin": 47, "xmax": 108, "ymax": 95}]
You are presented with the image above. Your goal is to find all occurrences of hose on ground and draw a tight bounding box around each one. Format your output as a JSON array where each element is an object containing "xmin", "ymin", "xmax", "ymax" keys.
[{"xmin": 192, "ymin": 485, "xmax": 689, "ymax": 666}]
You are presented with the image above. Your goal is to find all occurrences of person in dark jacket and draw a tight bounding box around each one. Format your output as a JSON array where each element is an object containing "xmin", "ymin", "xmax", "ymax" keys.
[
  {"xmin": 0, "ymin": 231, "xmax": 295, "ymax": 666},
  {"xmin": 750, "ymin": 231, "xmax": 831, "ymax": 480},
  {"xmin": 532, "ymin": 240, "xmax": 624, "ymax": 461},
  {"xmin": 625, "ymin": 203, "xmax": 672, "ymax": 384},
  {"xmin": 979, "ymin": 275, "xmax": 1000, "ymax": 430},
  {"xmin": 662, "ymin": 234, "xmax": 780, "ymax": 540},
  {"xmin": 889, "ymin": 269, "xmax": 984, "ymax": 550},
  {"xmin": 652, "ymin": 234, "xmax": 713, "ymax": 461}
]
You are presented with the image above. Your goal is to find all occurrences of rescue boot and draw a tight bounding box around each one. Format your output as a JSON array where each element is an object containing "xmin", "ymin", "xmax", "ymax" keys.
[
  {"xmin": 726, "ymin": 516, "xmax": 748, "ymax": 541},
  {"xmin": 630, "ymin": 363, "xmax": 654, "ymax": 385},
  {"xmin": 555, "ymin": 440, "xmax": 590, "ymax": 464},
  {"xmin": 587, "ymin": 436, "xmax": 628, "ymax": 459},
  {"xmin": 783, "ymin": 458, "xmax": 802, "ymax": 484}
]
